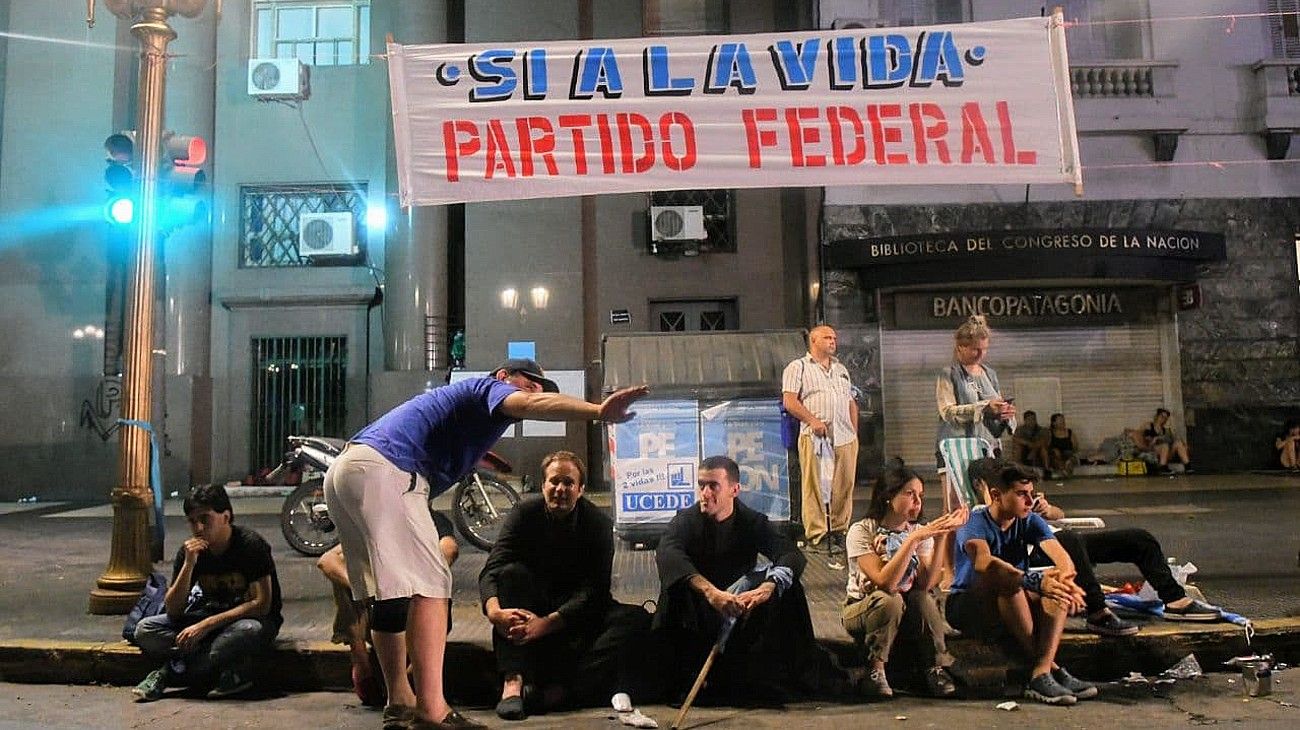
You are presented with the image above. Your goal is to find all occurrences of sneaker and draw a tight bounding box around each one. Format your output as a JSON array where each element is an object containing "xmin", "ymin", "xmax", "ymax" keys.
[
  {"xmin": 382, "ymin": 704, "xmax": 418, "ymax": 730},
  {"xmin": 1087, "ymin": 611, "xmax": 1140, "ymax": 637},
  {"xmin": 1024, "ymin": 672, "xmax": 1077, "ymax": 705},
  {"xmin": 862, "ymin": 667, "xmax": 894, "ymax": 698},
  {"xmin": 925, "ymin": 666, "xmax": 957, "ymax": 697},
  {"xmin": 131, "ymin": 668, "xmax": 168, "ymax": 703},
  {"xmin": 1052, "ymin": 666, "xmax": 1098, "ymax": 699},
  {"xmin": 1164, "ymin": 598, "xmax": 1219, "ymax": 621},
  {"xmin": 207, "ymin": 668, "xmax": 254, "ymax": 699}
]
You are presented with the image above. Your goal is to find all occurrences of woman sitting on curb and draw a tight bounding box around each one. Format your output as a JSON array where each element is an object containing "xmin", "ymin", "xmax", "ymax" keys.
[{"xmin": 842, "ymin": 461, "xmax": 968, "ymax": 699}]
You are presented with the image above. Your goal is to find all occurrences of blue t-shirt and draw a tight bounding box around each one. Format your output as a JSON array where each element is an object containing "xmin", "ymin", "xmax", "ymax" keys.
[
  {"xmin": 950, "ymin": 507, "xmax": 1054, "ymax": 593},
  {"xmin": 352, "ymin": 378, "xmax": 519, "ymax": 494}
]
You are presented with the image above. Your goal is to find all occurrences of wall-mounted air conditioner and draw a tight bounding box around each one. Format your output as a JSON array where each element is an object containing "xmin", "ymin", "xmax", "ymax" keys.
[
  {"xmin": 649, "ymin": 205, "xmax": 707, "ymax": 242},
  {"xmin": 832, "ymin": 17, "xmax": 888, "ymax": 29},
  {"xmin": 298, "ymin": 212, "xmax": 355, "ymax": 257},
  {"xmin": 248, "ymin": 58, "xmax": 309, "ymax": 100}
]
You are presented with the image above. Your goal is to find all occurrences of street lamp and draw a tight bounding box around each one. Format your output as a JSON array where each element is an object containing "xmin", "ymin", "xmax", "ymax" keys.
[
  {"xmin": 499, "ymin": 285, "xmax": 550, "ymax": 320},
  {"xmin": 87, "ymin": 0, "xmax": 212, "ymax": 615}
]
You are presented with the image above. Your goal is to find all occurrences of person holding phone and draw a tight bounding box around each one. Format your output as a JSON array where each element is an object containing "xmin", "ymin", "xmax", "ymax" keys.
[{"xmin": 935, "ymin": 315, "xmax": 1017, "ymax": 508}]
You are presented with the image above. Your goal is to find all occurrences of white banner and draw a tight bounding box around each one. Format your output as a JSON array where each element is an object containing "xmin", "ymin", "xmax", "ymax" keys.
[{"xmin": 388, "ymin": 16, "xmax": 1080, "ymax": 206}]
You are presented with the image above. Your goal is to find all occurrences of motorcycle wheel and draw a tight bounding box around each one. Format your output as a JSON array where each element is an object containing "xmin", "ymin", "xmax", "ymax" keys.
[
  {"xmin": 449, "ymin": 472, "xmax": 521, "ymax": 551},
  {"xmin": 280, "ymin": 478, "xmax": 338, "ymax": 557}
]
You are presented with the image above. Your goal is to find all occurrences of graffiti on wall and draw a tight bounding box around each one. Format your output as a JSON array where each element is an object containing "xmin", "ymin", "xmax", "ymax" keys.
[{"xmin": 80, "ymin": 377, "xmax": 122, "ymax": 442}]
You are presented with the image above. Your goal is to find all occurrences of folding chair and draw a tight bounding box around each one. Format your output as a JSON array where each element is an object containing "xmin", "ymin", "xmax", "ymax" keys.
[
  {"xmin": 938, "ymin": 437, "xmax": 1106, "ymax": 530},
  {"xmin": 938, "ymin": 437, "xmax": 995, "ymax": 510}
]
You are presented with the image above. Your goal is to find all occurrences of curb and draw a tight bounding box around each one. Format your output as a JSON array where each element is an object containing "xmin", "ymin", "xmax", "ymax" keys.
[{"xmin": 3, "ymin": 619, "xmax": 1297, "ymax": 696}]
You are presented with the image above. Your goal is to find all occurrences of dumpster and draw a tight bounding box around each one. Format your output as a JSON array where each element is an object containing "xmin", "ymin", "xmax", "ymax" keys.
[{"xmin": 601, "ymin": 330, "xmax": 805, "ymax": 544}]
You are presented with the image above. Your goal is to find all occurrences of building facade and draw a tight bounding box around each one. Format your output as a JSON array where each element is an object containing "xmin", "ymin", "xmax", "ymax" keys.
[
  {"xmin": 0, "ymin": 1, "xmax": 816, "ymax": 500},
  {"xmin": 1, "ymin": 1, "xmax": 1296, "ymax": 502},
  {"xmin": 820, "ymin": 0, "xmax": 1300, "ymax": 472}
]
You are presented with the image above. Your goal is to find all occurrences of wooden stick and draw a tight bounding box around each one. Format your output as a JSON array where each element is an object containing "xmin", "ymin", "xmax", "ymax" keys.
[{"xmin": 671, "ymin": 643, "xmax": 721, "ymax": 730}]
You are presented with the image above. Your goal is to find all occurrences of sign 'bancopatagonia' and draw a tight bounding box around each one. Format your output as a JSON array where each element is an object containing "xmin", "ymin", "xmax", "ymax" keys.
[{"xmin": 388, "ymin": 15, "xmax": 1082, "ymax": 205}]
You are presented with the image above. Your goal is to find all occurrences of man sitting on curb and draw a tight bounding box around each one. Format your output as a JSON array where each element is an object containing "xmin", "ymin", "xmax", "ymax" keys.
[
  {"xmin": 317, "ymin": 511, "xmax": 459, "ymax": 708},
  {"xmin": 480, "ymin": 451, "xmax": 653, "ymax": 721},
  {"xmin": 1026, "ymin": 491, "xmax": 1219, "ymax": 632},
  {"xmin": 654, "ymin": 455, "xmax": 848, "ymax": 706},
  {"xmin": 132, "ymin": 484, "xmax": 282, "ymax": 702},
  {"xmin": 945, "ymin": 458, "xmax": 1094, "ymax": 706}
]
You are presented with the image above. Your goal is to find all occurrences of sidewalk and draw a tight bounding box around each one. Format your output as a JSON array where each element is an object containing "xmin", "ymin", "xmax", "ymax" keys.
[{"xmin": 0, "ymin": 473, "xmax": 1297, "ymax": 698}]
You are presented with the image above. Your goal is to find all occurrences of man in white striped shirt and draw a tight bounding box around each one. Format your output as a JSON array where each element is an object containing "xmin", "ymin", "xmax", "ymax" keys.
[{"xmin": 782, "ymin": 325, "xmax": 859, "ymax": 550}]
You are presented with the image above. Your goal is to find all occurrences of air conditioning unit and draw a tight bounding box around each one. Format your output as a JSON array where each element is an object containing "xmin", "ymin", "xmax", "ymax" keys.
[
  {"xmin": 248, "ymin": 58, "xmax": 308, "ymax": 100},
  {"xmin": 832, "ymin": 17, "xmax": 889, "ymax": 29},
  {"xmin": 649, "ymin": 205, "xmax": 706, "ymax": 242},
  {"xmin": 298, "ymin": 212, "xmax": 355, "ymax": 257}
]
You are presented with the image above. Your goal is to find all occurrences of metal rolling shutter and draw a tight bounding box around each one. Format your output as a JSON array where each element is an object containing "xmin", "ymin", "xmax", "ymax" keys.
[{"xmin": 881, "ymin": 324, "xmax": 1166, "ymax": 469}]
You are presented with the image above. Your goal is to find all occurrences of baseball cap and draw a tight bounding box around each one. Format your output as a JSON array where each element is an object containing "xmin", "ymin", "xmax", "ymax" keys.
[{"xmin": 491, "ymin": 357, "xmax": 559, "ymax": 393}]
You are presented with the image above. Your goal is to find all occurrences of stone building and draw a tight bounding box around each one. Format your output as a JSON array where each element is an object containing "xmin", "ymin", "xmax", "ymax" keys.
[
  {"xmin": 819, "ymin": 0, "xmax": 1300, "ymax": 472},
  {"xmin": 0, "ymin": 1, "xmax": 1295, "ymax": 503}
]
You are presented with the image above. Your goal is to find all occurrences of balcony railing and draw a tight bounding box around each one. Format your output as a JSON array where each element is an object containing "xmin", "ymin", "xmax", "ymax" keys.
[{"xmin": 1069, "ymin": 61, "xmax": 1177, "ymax": 98}]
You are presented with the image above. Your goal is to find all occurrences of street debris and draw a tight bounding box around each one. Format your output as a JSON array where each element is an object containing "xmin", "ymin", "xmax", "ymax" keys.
[
  {"xmin": 995, "ymin": 701, "xmax": 1019, "ymax": 711},
  {"xmin": 1122, "ymin": 672, "xmax": 1150, "ymax": 685},
  {"xmin": 1162, "ymin": 653, "xmax": 1203, "ymax": 680},
  {"xmin": 618, "ymin": 710, "xmax": 658, "ymax": 728},
  {"xmin": 893, "ymin": 715, "xmax": 907, "ymax": 721}
]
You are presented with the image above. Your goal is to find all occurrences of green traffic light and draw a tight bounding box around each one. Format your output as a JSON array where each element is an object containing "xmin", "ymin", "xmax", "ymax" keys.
[{"xmin": 107, "ymin": 197, "xmax": 135, "ymax": 225}]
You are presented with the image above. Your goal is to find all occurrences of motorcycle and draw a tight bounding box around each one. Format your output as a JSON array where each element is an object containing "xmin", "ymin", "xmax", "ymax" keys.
[{"xmin": 270, "ymin": 435, "xmax": 524, "ymax": 556}]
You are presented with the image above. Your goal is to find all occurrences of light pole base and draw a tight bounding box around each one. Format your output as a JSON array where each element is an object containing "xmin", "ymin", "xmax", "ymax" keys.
[{"xmin": 88, "ymin": 586, "xmax": 146, "ymax": 615}]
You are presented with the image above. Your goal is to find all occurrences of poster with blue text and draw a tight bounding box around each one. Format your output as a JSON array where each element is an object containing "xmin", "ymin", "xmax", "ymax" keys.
[
  {"xmin": 700, "ymin": 400, "xmax": 790, "ymax": 521},
  {"xmin": 609, "ymin": 399, "xmax": 700, "ymax": 526}
]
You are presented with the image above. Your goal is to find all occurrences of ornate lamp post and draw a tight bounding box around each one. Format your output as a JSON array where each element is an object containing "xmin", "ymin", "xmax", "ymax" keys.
[{"xmin": 87, "ymin": 0, "xmax": 209, "ymax": 614}]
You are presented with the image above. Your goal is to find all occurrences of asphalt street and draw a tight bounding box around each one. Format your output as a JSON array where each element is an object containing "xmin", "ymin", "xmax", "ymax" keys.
[{"xmin": 2, "ymin": 669, "xmax": 1299, "ymax": 729}]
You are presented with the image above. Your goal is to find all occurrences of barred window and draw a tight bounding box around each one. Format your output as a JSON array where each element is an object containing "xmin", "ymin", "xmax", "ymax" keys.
[
  {"xmin": 649, "ymin": 189, "xmax": 736, "ymax": 255},
  {"xmin": 1269, "ymin": 0, "xmax": 1300, "ymax": 58},
  {"xmin": 240, "ymin": 183, "xmax": 367, "ymax": 268},
  {"xmin": 253, "ymin": 1, "xmax": 371, "ymax": 66}
]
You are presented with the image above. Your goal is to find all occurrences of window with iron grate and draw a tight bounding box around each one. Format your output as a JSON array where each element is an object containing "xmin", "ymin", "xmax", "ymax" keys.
[
  {"xmin": 648, "ymin": 189, "xmax": 736, "ymax": 255},
  {"xmin": 240, "ymin": 183, "xmax": 367, "ymax": 267}
]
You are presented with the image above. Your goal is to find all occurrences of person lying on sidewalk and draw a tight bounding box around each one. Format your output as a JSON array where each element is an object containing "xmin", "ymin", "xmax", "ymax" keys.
[
  {"xmin": 842, "ymin": 460, "xmax": 968, "ymax": 699},
  {"xmin": 479, "ymin": 451, "xmax": 654, "ymax": 722},
  {"xmin": 317, "ymin": 511, "xmax": 459, "ymax": 708},
  {"xmin": 946, "ymin": 458, "xmax": 1094, "ymax": 706},
  {"xmin": 132, "ymin": 484, "xmax": 282, "ymax": 702},
  {"xmin": 654, "ymin": 455, "xmax": 849, "ymax": 707},
  {"xmin": 1025, "ymin": 491, "xmax": 1219, "ymax": 629}
]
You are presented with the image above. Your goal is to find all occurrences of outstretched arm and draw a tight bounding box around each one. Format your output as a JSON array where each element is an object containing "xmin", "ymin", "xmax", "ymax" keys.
[{"xmin": 499, "ymin": 385, "xmax": 649, "ymax": 422}]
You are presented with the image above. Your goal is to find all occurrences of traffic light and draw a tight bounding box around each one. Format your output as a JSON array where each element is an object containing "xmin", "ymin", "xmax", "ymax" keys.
[
  {"xmin": 160, "ymin": 131, "xmax": 209, "ymax": 230},
  {"xmin": 103, "ymin": 132, "xmax": 137, "ymax": 225}
]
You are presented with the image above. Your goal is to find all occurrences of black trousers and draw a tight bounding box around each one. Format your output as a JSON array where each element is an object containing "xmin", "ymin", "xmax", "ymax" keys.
[
  {"xmin": 654, "ymin": 581, "xmax": 846, "ymax": 702},
  {"xmin": 1031, "ymin": 528, "xmax": 1187, "ymax": 613},
  {"xmin": 491, "ymin": 563, "xmax": 652, "ymax": 705}
]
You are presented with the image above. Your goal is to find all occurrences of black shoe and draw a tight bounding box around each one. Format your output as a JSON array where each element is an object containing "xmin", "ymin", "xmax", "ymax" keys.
[
  {"xmin": 1164, "ymin": 599, "xmax": 1219, "ymax": 621},
  {"xmin": 495, "ymin": 694, "xmax": 526, "ymax": 721},
  {"xmin": 1086, "ymin": 611, "xmax": 1140, "ymax": 637}
]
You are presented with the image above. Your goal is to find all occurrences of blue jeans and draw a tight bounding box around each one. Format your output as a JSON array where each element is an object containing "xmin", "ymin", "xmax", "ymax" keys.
[{"xmin": 135, "ymin": 613, "xmax": 276, "ymax": 679}]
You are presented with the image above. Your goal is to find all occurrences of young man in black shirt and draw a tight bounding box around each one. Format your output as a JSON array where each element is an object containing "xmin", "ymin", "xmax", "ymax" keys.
[{"xmin": 132, "ymin": 484, "xmax": 282, "ymax": 701}]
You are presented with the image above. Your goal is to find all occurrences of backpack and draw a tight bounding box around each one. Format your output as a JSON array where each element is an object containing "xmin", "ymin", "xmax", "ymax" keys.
[
  {"xmin": 122, "ymin": 571, "xmax": 170, "ymax": 645},
  {"xmin": 779, "ymin": 359, "xmax": 807, "ymax": 450}
]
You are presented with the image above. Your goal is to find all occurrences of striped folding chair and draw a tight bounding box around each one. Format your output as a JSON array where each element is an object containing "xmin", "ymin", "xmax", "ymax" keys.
[{"xmin": 938, "ymin": 437, "xmax": 996, "ymax": 510}]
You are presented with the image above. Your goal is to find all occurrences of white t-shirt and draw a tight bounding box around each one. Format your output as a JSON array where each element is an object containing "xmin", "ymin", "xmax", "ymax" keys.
[{"xmin": 845, "ymin": 517, "xmax": 934, "ymax": 601}]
